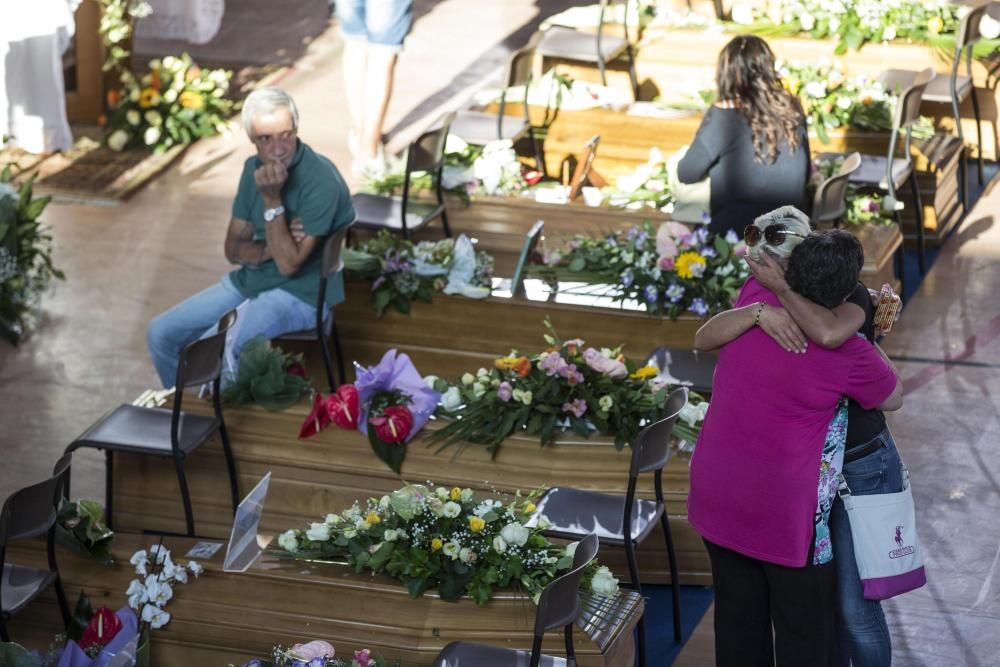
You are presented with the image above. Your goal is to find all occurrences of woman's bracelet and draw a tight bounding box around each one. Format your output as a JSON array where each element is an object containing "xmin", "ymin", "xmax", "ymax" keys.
[{"xmin": 753, "ymin": 301, "xmax": 766, "ymax": 327}]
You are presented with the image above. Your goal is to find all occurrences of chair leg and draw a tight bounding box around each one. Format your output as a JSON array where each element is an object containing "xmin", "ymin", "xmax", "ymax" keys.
[
  {"xmin": 173, "ymin": 455, "xmax": 196, "ymax": 537},
  {"xmin": 970, "ymin": 87, "xmax": 985, "ymax": 186},
  {"xmin": 47, "ymin": 530, "xmax": 71, "ymax": 628},
  {"xmin": 957, "ymin": 152, "xmax": 968, "ymax": 214},
  {"xmin": 0, "ymin": 619, "xmax": 8, "ymax": 643},
  {"xmin": 626, "ymin": 47, "xmax": 639, "ymax": 101},
  {"xmin": 319, "ymin": 324, "xmax": 336, "ymax": 393},
  {"xmin": 330, "ymin": 318, "xmax": 347, "ymax": 387},
  {"xmin": 660, "ymin": 513, "xmax": 682, "ymax": 643},
  {"xmin": 624, "ymin": 540, "xmax": 646, "ymax": 667},
  {"xmin": 440, "ymin": 208, "xmax": 453, "ymax": 238},
  {"xmin": 104, "ymin": 449, "xmax": 114, "ymax": 532},
  {"xmin": 564, "ymin": 623, "xmax": 577, "ymax": 662},
  {"xmin": 597, "ymin": 57, "xmax": 608, "ymax": 88},
  {"xmin": 528, "ymin": 127, "xmax": 545, "ymax": 174},
  {"xmin": 909, "ymin": 173, "xmax": 926, "ymax": 275},
  {"xmin": 635, "ymin": 613, "xmax": 648, "ymax": 667},
  {"xmin": 893, "ymin": 211, "xmax": 907, "ymax": 304},
  {"xmin": 218, "ymin": 423, "xmax": 240, "ymax": 517}
]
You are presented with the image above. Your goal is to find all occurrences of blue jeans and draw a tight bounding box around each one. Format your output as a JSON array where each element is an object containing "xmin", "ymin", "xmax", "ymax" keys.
[
  {"xmin": 336, "ymin": 0, "xmax": 413, "ymax": 49},
  {"xmin": 830, "ymin": 426, "xmax": 904, "ymax": 667},
  {"xmin": 147, "ymin": 275, "xmax": 317, "ymax": 388}
]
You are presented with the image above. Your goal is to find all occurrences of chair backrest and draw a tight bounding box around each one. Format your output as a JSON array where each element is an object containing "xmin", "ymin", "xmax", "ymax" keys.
[
  {"xmin": 0, "ymin": 453, "xmax": 71, "ymax": 546},
  {"xmin": 512, "ymin": 220, "xmax": 545, "ymax": 299},
  {"xmin": 174, "ymin": 308, "xmax": 238, "ymax": 390},
  {"xmin": 812, "ymin": 152, "xmax": 861, "ymax": 226},
  {"xmin": 956, "ymin": 2, "xmax": 989, "ymax": 51},
  {"xmin": 629, "ymin": 387, "xmax": 688, "ymax": 478},
  {"xmin": 597, "ymin": 0, "xmax": 633, "ymax": 45},
  {"xmin": 506, "ymin": 30, "xmax": 543, "ymax": 90},
  {"xmin": 533, "ymin": 533, "xmax": 599, "ymax": 636},
  {"xmin": 317, "ymin": 221, "xmax": 353, "ymax": 335},
  {"xmin": 882, "ymin": 67, "xmax": 934, "ymax": 132},
  {"xmin": 406, "ymin": 113, "xmax": 455, "ymax": 175}
]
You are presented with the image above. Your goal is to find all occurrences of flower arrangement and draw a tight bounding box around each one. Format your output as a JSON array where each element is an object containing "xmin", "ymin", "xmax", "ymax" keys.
[
  {"xmin": 530, "ymin": 221, "xmax": 748, "ymax": 320},
  {"xmin": 98, "ymin": 0, "xmax": 153, "ymax": 73},
  {"xmin": 239, "ymin": 641, "xmax": 389, "ymax": 667},
  {"xmin": 811, "ymin": 156, "xmax": 895, "ymax": 226},
  {"xmin": 778, "ymin": 61, "xmax": 933, "ymax": 144},
  {"xmin": 361, "ymin": 136, "xmax": 530, "ymax": 200},
  {"xmin": 56, "ymin": 499, "xmax": 115, "ymax": 565},
  {"xmin": 343, "ymin": 231, "xmax": 494, "ymax": 316},
  {"xmin": 126, "ymin": 542, "xmax": 203, "ymax": 633},
  {"xmin": 0, "ymin": 168, "xmax": 64, "ymax": 345},
  {"xmin": 602, "ymin": 147, "xmax": 673, "ymax": 212},
  {"xmin": 275, "ymin": 483, "xmax": 619, "ymax": 606},
  {"xmin": 300, "ymin": 350, "xmax": 440, "ymax": 474},
  {"xmin": 103, "ymin": 54, "xmax": 233, "ymax": 154},
  {"xmin": 222, "ymin": 336, "xmax": 313, "ymax": 411},
  {"xmin": 426, "ymin": 323, "xmax": 708, "ymax": 454},
  {"xmin": 728, "ymin": 0, "xmax": 1000, "ymax": 56}
]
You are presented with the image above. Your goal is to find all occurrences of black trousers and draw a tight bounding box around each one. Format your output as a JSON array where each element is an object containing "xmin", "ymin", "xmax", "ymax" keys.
[{"xmin": 705, "ymin": 539, "xmax": 836, "ymax": 667}]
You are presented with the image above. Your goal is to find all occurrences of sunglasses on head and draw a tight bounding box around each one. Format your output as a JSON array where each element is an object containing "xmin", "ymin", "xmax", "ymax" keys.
[{"xmin": 743, "ymin": 223, "xmax": 808, "ymax": 247}]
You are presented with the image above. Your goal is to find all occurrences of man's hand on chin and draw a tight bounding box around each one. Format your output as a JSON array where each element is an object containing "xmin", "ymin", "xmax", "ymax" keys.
[{"xmin": 255, "ymin": 160, "xmax": 288, "ymax": 201}]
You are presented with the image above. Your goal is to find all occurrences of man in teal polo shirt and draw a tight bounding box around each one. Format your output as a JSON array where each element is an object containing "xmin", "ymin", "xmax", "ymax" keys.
[{"xmin": 147, "ymin": 87, "xmax": 354, "ymax": 388}]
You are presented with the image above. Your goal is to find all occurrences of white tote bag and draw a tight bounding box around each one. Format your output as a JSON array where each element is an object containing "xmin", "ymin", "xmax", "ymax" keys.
[{"xmin": 838, "ymin": 468, "xmax": 927, "ymax": 600}]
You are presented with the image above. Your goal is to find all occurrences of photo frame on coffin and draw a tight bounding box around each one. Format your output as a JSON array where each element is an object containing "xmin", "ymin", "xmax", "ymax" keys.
[
  {"xmin": 565, "ymin": 134, "xmax": 607, "ymax": 201},
  {"xmin": 223, "ymin": 472, "xmax": 272, "ymax": 573},
  {"xmin": 510, "ymin": 219, "xmax": 545, "ymax": 299}
]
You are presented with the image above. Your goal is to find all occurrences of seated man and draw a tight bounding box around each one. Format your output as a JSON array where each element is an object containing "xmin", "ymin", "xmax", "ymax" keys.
[{"xmin": 147, "ymin": 87, "xmax": 354, "ymax": 388}]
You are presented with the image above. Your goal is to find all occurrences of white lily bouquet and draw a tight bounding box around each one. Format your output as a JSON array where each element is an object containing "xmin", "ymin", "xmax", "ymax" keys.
[{"xmin": 126, "ymin": 542, "xmax": 203, "ymax": 632}]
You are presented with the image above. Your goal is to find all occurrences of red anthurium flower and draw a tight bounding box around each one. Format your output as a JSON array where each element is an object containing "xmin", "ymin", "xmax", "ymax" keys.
[
  {"xmin": 286, "ymin": 361, "xmax": 307, "ymax": 378},
  {"xmin": 298, "ymin": 392, "xmax": 330, "ymax": 439},
  {"xmin": 327, "ymin": 384, "xmax": 360, "ymax": 430},
  {"xmin": 79, "ymin": 607, "xmax": 122, "ymax": 651},
  {"xmin": 370, "ymin": 405, "xmax": 413, "ymax": 444}
]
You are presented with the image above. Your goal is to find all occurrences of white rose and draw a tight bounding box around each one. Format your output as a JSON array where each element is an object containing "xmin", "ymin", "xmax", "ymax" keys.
[
  {"xmin": 598, "ymin": 395, "xmax": 613, "ymax": 412},
  {"xmin": 384, "ymin": 529, "xmax": 399, "ymax": 542},
  {"xmin": 804, "ymin": 81, "xmax": 827, "ymax": 98},
  {"xmin": 459, "ymin": 547, "xmax": 477, "ymax": 564},
  {"xmin": 126, "ymin": 110, "xmax": 141, "ymax": 126},
  {"xmin": 461, "ymin": 373, "xmax": 475, "ymax": 386},
  {"xmin": 439, "ymin": 386, "xmax": 462, "ymax": 412},
  {"xmin": 379, "ymin": 495, "xmax": 391, "ymax": 510},
  {"xmin": 108, "ymin": 129, "xmax": 130, "ymax": 152},
  {"xmin": 836, "ymin": 96, "xmax": 852, "ymax": 110},
  {"xmin": 500, "ymin": 522, "xmax": 530, "ymax": 547},
  {"xmin": 881, "ymin": 25, "xmax": 897, "ymax": 41},
  {"xmin": 144, "ymin": 110, "xmax": 163, "ymax": 126},
  {"xmin": 591, "ymin": 566, "xmax": 620, "ymax": 597},
  {"xmin": 730, "ymin": 3, "xmax": 754, "ymax": 24},
  {"xmin": 162, "ymin": 56, "xmax": 178, "ymax": 70},
  {"xmin": 536, "ymin": 514, "xmax": 552, "ymax": 530},
  {"xmin": 424, "ymin": 375, "xmax": 439, "ymax": 389},
  {"xmin": 800, "ymin": 13, "xmax": 816, "ymax": 31},
  {"xmin": 461, "ymin": 488, "xmax": 475, "ymax": 503},
  {"xmin": 980, "ymin": 14, "xmax": 1000, "ymax": 40},
  {"xmin": 443, "ymin": 501, "xmax": 462, "ymax": 518},
  {"xmin": 129, "ymin": 87, "xmax": 140, "ymax": 102},
  {"xmin": 473, "ymin": 383, "xmax": 487, "ymax": 398},
  {"xmin": 435, "ymin": 487, "xmax": 449, "ymax": 500},
  {"xmin": 143, "ymin": 126, "xmax": 161, "ymax": 146},
  {"xmin": 492, "ymin": 535, "xmax": 508, "ymax": 554},
  {"xmin": 163, "ymin": 88, "xmax": 178, "ymax": 104},
  {"xmin": 678, "ymin": 401, "xmax": 704, "ymax": 427},
  {"xmin": 277, "ymin": 529, "xmax": 299, "ymax": 552},
  {"xmin": 148, "ymin": 59, "xmax": 161, "ymax": 70},
  {"xmin": 563, "ymin": 542, "xmax": 578, "ymax": 558},
  {"xmin": 443, "ymin": 540, "xmax": 461, "ymax": 559},
  {"xmin": 306, "ymin": 522, "xmax": 330, "ymax": 542},
  {"xmin": 326, "ymin": 513, "xmax": 342, "ymax": 525}
]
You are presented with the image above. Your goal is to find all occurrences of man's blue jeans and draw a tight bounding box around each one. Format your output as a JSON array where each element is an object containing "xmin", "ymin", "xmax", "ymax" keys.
[
  {"xmin": 147, "ymin": 275, "xmax": 317, "ymax": 388},
  {"xmin": 830, "ymin": 426, "xmax": 904, "ymax": 667}
]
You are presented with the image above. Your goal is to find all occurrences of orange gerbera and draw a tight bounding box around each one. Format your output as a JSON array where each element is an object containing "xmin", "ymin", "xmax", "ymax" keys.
[
  {"xmin": 106, "ymin": 89, "xmax": 121, "ymax": 107},
  {"xmin": 494, "ymin": 356, "xmax": 532, "ymax": 378}
]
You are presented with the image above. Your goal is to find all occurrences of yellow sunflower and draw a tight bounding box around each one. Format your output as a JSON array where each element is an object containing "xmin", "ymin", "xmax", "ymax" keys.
[
  {"xmin": 675, "ymin": 251, "xmax": 707, "ymax": 280},
  {"xmin": 138, "ymin": 88, "xmax": 161, "ymax": 109},
  {"xmin": 179, "ymin": 91, "xmax": 204, "ymax": 110}
]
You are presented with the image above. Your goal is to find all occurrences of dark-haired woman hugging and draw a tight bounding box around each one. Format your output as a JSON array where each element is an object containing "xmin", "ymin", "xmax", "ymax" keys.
[{"xmin": 678, "ymin": 34, "xmax": 811, "ymax": 237}]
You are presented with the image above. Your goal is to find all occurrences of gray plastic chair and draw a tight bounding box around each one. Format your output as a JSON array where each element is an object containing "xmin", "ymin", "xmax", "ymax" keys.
[
  {"xmin": 451, "ymin": 33, "xmax": 544, "ymax": 171},
  {"xmin": 352, "ymin": 113, "xmax": 455, "ymax": 240},
  {"xmin": 812, "ymin": 152, "xmax": 862, "ymax": 227},
  {"xmin": 0, "ymin": 454, "xmax": 72, "ymax": 642},
  {"xmin": 431, "ymin": 533, "xmax": 599, "ymax": 667},
  {"xmin": 276, "ymin": 223, "xmax": 352, "ymax": 392},
  {"xmin": 646, "ymin": 347, "xmax": 717, "ymax": 394},
  {"xmin": 877, "ymin": 4, "xmax": 989, "ymax": 214},
  {"xmin": 536, "ymin": 0, "xmax": 639, "ymax": 99},
  {"xmin": 531, "ymin": 388, "xmax": 689, "ymax": 666},
  {"xmin": 65, "ymin": 310, "xmax": 240, "ymax": 538}
]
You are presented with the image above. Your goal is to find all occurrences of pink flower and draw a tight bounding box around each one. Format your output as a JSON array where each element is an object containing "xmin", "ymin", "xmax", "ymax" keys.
[
  {"xmin": 582, "ymin": 348, "xmax": 628, "ymax": 379},
  {"xmin": 658, "ymin": 255, "xmax": 675, "ymax": 270},
  {"xmin": 497, "ymin": 381, "xmax": 513, "ymax": 402},
  {"xmin": 562, "ymin": 398, "xmax": 588, "ymax": 418},
  {"xmin": 657, "ymin": 221, "xmax": 690, "ymax": 256},
  {"xmin": 354, "ymin": 649, "xmax": 374, "ymax": 667},
  {"xmin": 539, "ymin": 351, "xmax": 568, "ymax": 376},
  {"xmin": 290, "ymin": 640, "xmax": 335, "ymax": 660}
]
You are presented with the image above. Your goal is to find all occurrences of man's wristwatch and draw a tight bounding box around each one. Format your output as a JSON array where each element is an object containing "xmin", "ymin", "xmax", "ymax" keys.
[{"xmin": 263, "ymin": 205, "xmax": 285, "ymax": 222}]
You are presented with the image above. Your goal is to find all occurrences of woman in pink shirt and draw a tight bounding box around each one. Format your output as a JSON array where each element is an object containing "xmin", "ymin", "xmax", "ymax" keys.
[{"xmin": 690, "ymin": 216, "xmax": 902, "ymax": 665}]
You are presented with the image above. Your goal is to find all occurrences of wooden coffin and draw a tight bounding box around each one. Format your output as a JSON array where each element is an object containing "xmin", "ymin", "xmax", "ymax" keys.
[
  {"xmin": 5, "ymin": 534, "xmax": 642, "ymax": 667},
  {"xmin": 108, "ymin": 399, "xmax": 712, "ymax": 586}
]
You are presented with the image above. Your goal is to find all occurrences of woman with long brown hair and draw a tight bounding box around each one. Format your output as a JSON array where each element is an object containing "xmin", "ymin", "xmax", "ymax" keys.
[{"xmin": 678, "ymin": 34, "xmax": 810, "ymax": 237}]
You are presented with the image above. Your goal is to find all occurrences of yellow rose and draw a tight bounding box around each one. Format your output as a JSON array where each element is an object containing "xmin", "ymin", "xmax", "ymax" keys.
[
  {"xmin": 523, "ymin": 502, "xmax": 537, "ymax": 514},
  {"xmin": 365, "ymin": 511, "xmax": 381, "ymax": 526},
  {"xmin": 450, "ymin": 487, "xmax": 462, "ymax": 501},
  {"xmin": 629, "ymin": 365, "xmax": 659, "ymax": 380},
  {"xmin": 431, "ymin": 537, "xmax": 443, "ymax": 551},
  {"xmin": 927, "ymin": 16, "xmax": 944, "ymax": 34},
  {"xmin": 178, "ymin": 91, "xmax": 204, "ymax": 110},
  {"xmin": 468, "ymin": 516, "xmax": 486, "ymax": 533}
]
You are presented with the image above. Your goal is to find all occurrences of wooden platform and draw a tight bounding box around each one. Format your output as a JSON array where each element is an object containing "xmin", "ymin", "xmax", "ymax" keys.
[
  {"xmin": 6, "ymin": 534, "xmax": 643, "ymax": 666},
  {"xmin": 109, "ymin": 399, "xmax": 712, "ymax": 587}
]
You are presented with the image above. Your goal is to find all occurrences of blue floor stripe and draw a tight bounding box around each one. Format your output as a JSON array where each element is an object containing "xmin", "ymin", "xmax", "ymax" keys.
[{"xmin": 638, "ymin": 584, "xmax": 715, "ymax": 666}]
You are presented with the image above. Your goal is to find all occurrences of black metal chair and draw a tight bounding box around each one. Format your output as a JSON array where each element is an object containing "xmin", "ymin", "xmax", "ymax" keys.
[
  {"xmin": 812, "ymin": 152, "xmax": 862, "ymax": 227},
  {"xmin": 820, "ymin": 68, "xmax": 934, "ymax": 277},
  {"xmin": 536, "ymin": 0, "xmax": 639, "ymax": 100},
  {"xmin": 530, "ymin": 388, "xmax": 689, "ymax": 666},
  {"xmin": 431, "ymin": 533, "xmax": 599, "ymax": 667},
  {"xmin": 0, "ymin": 454, "xmax": 72, "ymax": 642},
  {"xmin": 352, "ymin": 113, "xmax": 455, "ymax": 240},
  {"xmin": 65, "ymin": 310, "xmax": 240, "ymax": 538},
  {"xmin": 275, "ymin": 224, "xmax": 352, "ymax": 392},
  {"xmin": 645, "ymin": 347, "xmax": 717, "ymax": 395},
  {"xmin": 879, "ymin": 4, "xmax": 989, "ymax": 214},
  {"xmin": 451, "ymin": 32, "xmax": 544, "ymax": 171}
]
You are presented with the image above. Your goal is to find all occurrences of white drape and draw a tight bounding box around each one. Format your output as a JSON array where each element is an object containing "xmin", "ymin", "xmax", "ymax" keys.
[
  {"xmin": 0, "ymin": 0, "xmax": 79, "ymax": 154},
  {"xmin": 135, "ymin": 0, "xmax": 225, "ymax": 44}
]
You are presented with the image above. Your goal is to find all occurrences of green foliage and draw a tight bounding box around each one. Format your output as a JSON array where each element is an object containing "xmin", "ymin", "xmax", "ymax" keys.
[
  {"xmin": 97, "ymin": 0, "xmax": 152, "ymax": 73},
  {"xmin": 221, "ymin": 336, "xmax": 312, "ymax": 411},
  {"xmin": 55, "ymin": 499, "xmax": 115, "ymax": 565},
  {"xmin": 0, "ymin": 168, "xmax": 64, "ymax": 345}
]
